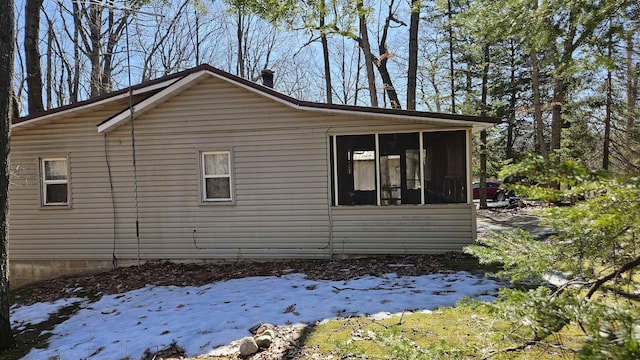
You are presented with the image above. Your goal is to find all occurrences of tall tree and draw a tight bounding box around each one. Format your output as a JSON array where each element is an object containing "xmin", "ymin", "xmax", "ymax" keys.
[
  {"xmin": 530, "ymin": 47, "xmax": 546, "ymax": 155},
  {"xmin": 602, "ymin": 21, "xmax": 613, "ymax": 170},
  {"xmin": 540, "ymin": 0, "xmax": 621, "ymax": 151},
  {"xmin": 66, "ymin": 0, "xmax": 147, "ymax": 97},
  {"xmin": 25, "ymin": 0, "xmax": 45, "ymax": 115},
  {"xmin": 407, "ymin": 0, "xmax": 420, "ymax": 110},
  {"xmin": 0, "ymin": 0, "xmax": 15, "ymax": 351},
  {"xmin": 139, "ymin": 0, "xmax": 193, "ymax": 81},
  {"xmin": 479, "ymin": 45, "xmax": 490, "ymax": 209},
  {"xmin": 224, "ymin": 0, "xmax": 297, "ymax": 79},
  {"xmin": 530, "ymin": 0, "xmax": 546, "ymax": 155},
  {"xmin": 356, "ymin": 0, "xmax": 378, "ymax": 107},
  {"xmin": 45, "ymin": 18, "xmax": 53, "ymax": 110},
  {"xmin": 626, "ymin": 34, "xmax": 638, "ymax": 132},
  {"xmin": 377, "ymin": 0, "xmax": 403, "ymax": 109},
  {"xmin": 288, "ymin": 0, "xmax": 340, "ymax": 103},
  {"xmin": 446, "ymin": 0, "xmax": 456, "ymax": 112},
  {"xmin": 319, "ymin": 0, "xmax": 333, "ymax": 104},
  {"xmin": 234, "ymin": 5, "xmax": 246, "ymax": 78}
]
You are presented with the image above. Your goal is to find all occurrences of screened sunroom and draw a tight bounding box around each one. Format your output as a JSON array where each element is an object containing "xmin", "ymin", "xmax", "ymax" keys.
[{"xmin": 330, "ymin": 130, "xmax": 468, "ymax": 207}]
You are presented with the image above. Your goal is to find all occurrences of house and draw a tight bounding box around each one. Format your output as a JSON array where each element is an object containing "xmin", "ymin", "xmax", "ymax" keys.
[{"xmin": 8, "ymin": 64, "xmax": 499, "ymax": 287}]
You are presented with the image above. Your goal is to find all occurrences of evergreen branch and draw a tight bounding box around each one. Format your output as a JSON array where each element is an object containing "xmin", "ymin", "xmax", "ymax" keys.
[
  {"xmin": 550, "ymin": 277, "xmax": 587, "ymax": 298},
  {"xmin": 585, "ymin": 255, "xmax": 640, "ymax": 300}
]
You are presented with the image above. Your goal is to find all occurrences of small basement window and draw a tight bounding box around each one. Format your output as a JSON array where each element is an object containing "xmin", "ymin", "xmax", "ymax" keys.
[
  {"xmin": 202, "ymin": 151, "xmax": 232, "ymax": 202},
  {"xmin": 41, "ymin": 157, "xmax": 69, "ymax": 206}
]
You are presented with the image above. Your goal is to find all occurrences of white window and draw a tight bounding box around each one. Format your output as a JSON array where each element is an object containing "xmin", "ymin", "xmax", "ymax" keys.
[
  {"xmin": 202, "ymin": 151, "xmax": 232, "ymax": 202},
  {"xmin": 41, "ymin": 158, "xmax": 69, "ymax": 206}
]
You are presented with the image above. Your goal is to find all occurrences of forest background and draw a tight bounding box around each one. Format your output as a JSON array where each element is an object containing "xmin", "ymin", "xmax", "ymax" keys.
[
  {"xmin": 9, "ymin": 0, "xmax": 640, "ymax": 176},
  {"xmin": 2, "ymin": 0, "xmax": 640, "ymax": 356}
]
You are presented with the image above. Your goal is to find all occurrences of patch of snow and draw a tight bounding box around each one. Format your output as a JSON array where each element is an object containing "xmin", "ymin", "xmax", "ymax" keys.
[
  {"xmin": 368, "ymin": 311, "xmax": 393, "ymax": 320},
  {"xmin": 543, "ymin": 272, "xmax": 570, "ymax": 287},
  {"xmin": 10, "ymin": 298, "xmax": 86, "ymax": 331},
  {"xmin": 473, "ymin": 199, "xmax": 512, "ymax": 208},
  {"xmin": 15, "ymin": 271, "xmax": 502, "ymax": 360}
]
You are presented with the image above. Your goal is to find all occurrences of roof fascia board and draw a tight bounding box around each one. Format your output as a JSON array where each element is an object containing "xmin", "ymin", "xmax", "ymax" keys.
[
  {"xmin": 98, "ymin": 71, "xmax": 208, "ymax": 133},
  {"xmin": 12, "ymin": 78, "xmax": 178, "ymax": 130},
  {"xmin": 296, "ymin": 105, "xmax": 496, "ymax": 131}
]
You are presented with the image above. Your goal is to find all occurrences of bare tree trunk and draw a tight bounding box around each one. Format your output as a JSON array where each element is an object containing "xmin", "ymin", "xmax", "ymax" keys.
[
  {"xmin": 506, "ymin": 42, "xmax": 517, "ymax": 159},
  {"xmin": 320, "ymin": 0, "xmax": 332, "ymax": 104},
  {"xmin": 354, "ymin": 44, "xmax": 361, "ymax": 106},
  {"xmin": 407, "ymin": 0, "xmax": 419, "ymax": 110},
  {"xmin": 0, "ymin": 0, "xmax": 15, "ymax": 351},
  {"xmin": 236, "ymin": 9, "xmax": 245, "ymax": 78},
  {"xmin": 447, "ymin": 0, "xmax": 455, "ymax": 112},
  {"xmin": 101, "ymin": 7, "xmax": 127, "ymax": 94},
  {"xmin": 551, "ymin": 77, "xmax": 564, "ymax": 151},
  {"xmin": 46, "ymin": 19, "xmax": 53, "ymax": 110},
  {"xmin": 194, "ymin": 5, "xmax": 200, "ymax": 66},
  {"xmin": 627, "ymin": 35, "xmax": 638, "ymax": 131},
  {"xmin": 25, "ymin": 0, "xmax": 44, "ymax": 114},
  {"xmin": 89, "ymin": 4, "xmax": 102, "ymax": 98},
  {"xmin": 141, "ymin": 0, "xmax": 191, "ymax": 82},
  {"xmin": 531, "ymin": 48, "xmax": 546, "ymax": 156},
  {"xmin": 43, "ymin": 9, "xmax": 72, "ymax": 108},
  {"xmin": 357, "ymin": 0, "xmax": 378, "ymax": 107},
  {"xmin": 550, "ymin": 10, "xmax": 578, "ymax": 153},
  {"xmin": 530, "ymin": 1, "xmax": 546, "ymax": 156},
  {"xmin": 71, "ymin": 2, "xmax": 81, "ymax": 103},
  {"xmin": 378, "ymin": 0, "xmax": 402, "ymax": 109},
  {"xmin": 479, "ymin": 45, "xmax": 490, "ymax": 209},
  {"xmin": 603, "ymin": 27, "xmax": 612, "ymax": 170}
]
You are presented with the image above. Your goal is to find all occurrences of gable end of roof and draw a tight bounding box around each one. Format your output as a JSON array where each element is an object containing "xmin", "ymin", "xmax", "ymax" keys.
[{"xmin": 13, "ymin": 64, "xmax": 501, "ymax": 132}]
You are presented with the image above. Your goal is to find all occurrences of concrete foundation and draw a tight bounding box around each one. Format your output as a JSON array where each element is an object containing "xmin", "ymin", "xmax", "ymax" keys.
[{"xmin": 9, "ymin": 259, "xmax": 140, "ymax": 289}]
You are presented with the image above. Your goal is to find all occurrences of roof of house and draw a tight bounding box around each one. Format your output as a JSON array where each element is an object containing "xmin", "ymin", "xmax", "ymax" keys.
[{"xmin": 13, "ymin": 64, "xmax": 501, "ymax": 132}]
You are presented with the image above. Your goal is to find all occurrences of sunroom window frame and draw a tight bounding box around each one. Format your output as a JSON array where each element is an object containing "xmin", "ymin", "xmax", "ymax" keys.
[
  {"xmin": 330, "ymin": 129, "xmax": 469, "ymax": 206},
  {"xmin": 201, "ymin": 150, "xmax": 234, "ymax": 203},
  {"xmin": 40, "ymin": 156, "xmax": 70, "ymax": 207}
]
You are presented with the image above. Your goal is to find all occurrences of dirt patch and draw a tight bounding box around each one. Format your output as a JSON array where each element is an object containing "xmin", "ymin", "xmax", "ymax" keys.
[
  {"xmin": 476, "ymin": 202, "xmax": 552, "ymax": 238},
  {"xmin": 11, "ymin": 252, "xmax": 485, "ymax": 307}
]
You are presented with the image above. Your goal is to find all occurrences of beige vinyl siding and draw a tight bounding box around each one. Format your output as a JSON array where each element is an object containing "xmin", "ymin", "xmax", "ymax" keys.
[
  {"xmin": 9, "ymin": 74, "xmax": 478, "ymax": 270},
  {"xmin": 9, "ymin": 105, "xmax": 138, "ymax": 261},
  {"xmin": 330, "ymin": 205, "xmax": 476, "ymax": 255},
  {"xmin": 99, "ymin": 78, "xmax": 334, "ymax": 260}
]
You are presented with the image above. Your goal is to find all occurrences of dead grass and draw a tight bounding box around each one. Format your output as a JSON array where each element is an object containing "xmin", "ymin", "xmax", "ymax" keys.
[{"xmin": 298, "ymin": 304, "xmax": 584, "ymax": 359}]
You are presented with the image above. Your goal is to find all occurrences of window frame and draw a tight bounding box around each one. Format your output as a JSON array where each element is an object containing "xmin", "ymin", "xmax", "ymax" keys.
[
  {"xmin": 200, "ymin": 150, "xmax": 234, "ymax": 203},
  {"xmin": 330, "ymin": 130, "xmax": 469, "ymax": 206},
  {"xmin": 40, "ymin": 156, "xmax": 70, "ymax": 207}
]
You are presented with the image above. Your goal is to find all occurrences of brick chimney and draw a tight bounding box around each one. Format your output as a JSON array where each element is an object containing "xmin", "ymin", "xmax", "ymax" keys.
[{"xmin": 261, "ymin": 69, "xmax": 274, "ymax": 88}]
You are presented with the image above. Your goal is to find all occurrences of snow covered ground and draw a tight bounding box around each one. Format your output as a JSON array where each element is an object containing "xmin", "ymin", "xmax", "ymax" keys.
[{"xmin": 11, "ymin": 271, "xmax": 502, "ymax": 359}]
